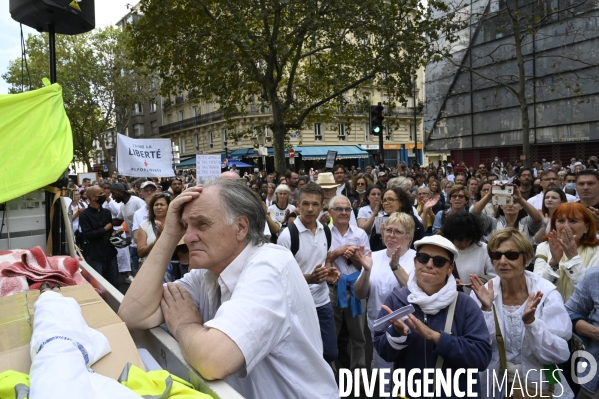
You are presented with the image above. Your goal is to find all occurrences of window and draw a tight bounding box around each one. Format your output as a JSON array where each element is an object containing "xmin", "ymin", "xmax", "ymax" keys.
[
  {"xmin": 386, "ymin": 127, "xmax": 392, "ymax": 141},
  {"xmin": 133, "ymin": 123, "xmax": 144, "ymax": 137},
  {"xmin": 179, "ymin": 137, "xmax": 185, "ymax": 154},
  {"xmin": 194, "ymin": 134, "xmax": 199, "ymax": 151},
  {"xmin": 338, "ymin": 123, "xmax": 346, "ymax": 141},
  {"xmin": 151, "ymin": 121, "xmax": 158, "ymax": 135},
  {"xmin": 314, "ymin": 123, "xmax": 322, "ymax": 141},
  {"xmin": 133, "ymin": 103, "xmax": 143, "ymax": 116},
  {"xmin": 409, "ymin": 124, "xmax": 414, "ymax": 140},
  {"xmin": 167, "ymin": 114, "xmax": 172, "ymax": 124},
  {"xmin": 364, "ymin": 122, "xmax": 371, "ymax": 141},
  {"xmin": 208, "ymin": 131, "xmax": 213, "ymax": 148},
  {"xmin": 206, "ymin": 103, "xmax": 213, "ymax": 113},
  {"xmin": 150, "ymin": 101, "xmax": 157, "ymax": 113},
  {"xmin": 193, "ymin": 107, "xmax": 198, "ymax": 117},
  {"xmin": 265, "ymin": 126, "xmax": 272, "ymax": 142},
  {"xmin": 222, "ymin": 129, "xmax": 228, "ymax": 148},
  {"xmin": 179, "ymin": 110, "xmax": 184, "ymax": 121}
]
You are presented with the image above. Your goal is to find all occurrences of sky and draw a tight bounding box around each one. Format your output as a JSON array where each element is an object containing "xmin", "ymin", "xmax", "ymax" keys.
[{"xmin": 0, "ymin": 0, "xmax": 132, "ymax": 94}]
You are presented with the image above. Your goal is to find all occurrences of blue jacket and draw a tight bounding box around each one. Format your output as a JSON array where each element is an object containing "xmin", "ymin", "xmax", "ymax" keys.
[
  {"xmin": 374, "ymin": 286, "xmax": 492, "ymax": 398},
  {"xmin": 565, "ymin": 267, "xmax": 599, "ymax": 394}
]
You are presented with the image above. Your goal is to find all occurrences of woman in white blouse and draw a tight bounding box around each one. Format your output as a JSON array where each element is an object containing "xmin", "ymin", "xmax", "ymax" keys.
[
  {"xmin": 357, "ymin": 185, "xmax": 383, "ymax": 235},
  {"xmin": 471, "ymin": 228, "xmax": 574, "ymax": 399},
  {"xmin": 264, "ymin": 183, "xmax": 276, "ymax": 208},
  {"xmin": 354, "ymin": 211, "xmax": 416, "ymax": 370}
]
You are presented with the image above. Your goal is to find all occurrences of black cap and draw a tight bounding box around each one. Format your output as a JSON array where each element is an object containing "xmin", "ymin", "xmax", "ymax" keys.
[{"xmin": 111, "ymin": 183, "xmax": 127, "ymax": 192}]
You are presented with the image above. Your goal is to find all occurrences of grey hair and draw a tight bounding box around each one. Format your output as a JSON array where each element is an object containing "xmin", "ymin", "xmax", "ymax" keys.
[
  {"xmin": 388, "ymin": 176, "xmax": 412, "ymax": 191},
  {"xmin": 267, "ymin": 183, "xmax": 276, "ymax": 189},
  {"xmin": 328, "ymin": 195, "xmax": 350, "ymax": 210},
  {"xmin": 203, "ymin": 179, "xmax": 267, "ymax": 246},
  {"xmin": 274, "ymin": 184, "xmax": 291, "ymax": 194},
  {"xmin": 417, "ymin": 186, "xmax": 432, "ymax": 195}
]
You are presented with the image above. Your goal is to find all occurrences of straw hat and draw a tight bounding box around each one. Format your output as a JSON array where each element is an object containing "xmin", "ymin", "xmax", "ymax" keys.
[{"xmin": 315, "ymin": 172, "xmax": 341, "ymax": 189}]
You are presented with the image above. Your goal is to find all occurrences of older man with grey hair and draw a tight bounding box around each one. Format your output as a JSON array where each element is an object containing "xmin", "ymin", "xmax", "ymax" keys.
[
  {"xmin": 326, "ymin": 195, "xmax": 370, "ymax": 372},
  {"xmin": 119, "ymin": 180, "xmax": 338, "ymax": 399}
]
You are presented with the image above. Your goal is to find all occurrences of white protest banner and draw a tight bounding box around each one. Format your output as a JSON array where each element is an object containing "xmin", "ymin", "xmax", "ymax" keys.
[
  {"xmin": 116, "ymin": 133, "xmax": 175, "ymax": 177},
  {"xmin": 196, "ymin": 154, "xmax": 221, "ymax": 184}
]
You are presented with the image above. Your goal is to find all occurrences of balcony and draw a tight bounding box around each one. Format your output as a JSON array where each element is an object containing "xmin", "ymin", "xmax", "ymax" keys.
[{"xmin": 159, "ymin": 110, "xmax": 225, "ymax": 134}]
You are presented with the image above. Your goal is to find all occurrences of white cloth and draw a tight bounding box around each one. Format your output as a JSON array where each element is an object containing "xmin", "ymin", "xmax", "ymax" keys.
[
  {"xmin": 116, "ymin": 195, "xmax": 145, "ymax": 234},
  {"xmin": 29, "ymin": 291, "xmax": 140, "ymax": 399},
  {"xmin": 527, "ymin": 191, "xmax": 578, "ymax": 210},
  {"xmin": 139, "ymin": 219, "xmax": 157, "ymax": 246},
  {"xmin": 330, "ymin": 224, "xmax": 370, "ymax": 275},
  {"xmin": 407, "ymin": 272, "xmax": 457, "ymax": 315},
  {"xmin": 176, "ymin": 244, "xmax": 338, "ymax": 399},
  {"xmin": 277, "ymin": 218, "xmax": 330, "ymax": 307},
  {"xmin": 454, "ymin": 242, "xmax": 496, "ymax": 295},
  {"xmin": 470, "ymin": 272, "xmax": 574, "ymax": 399},
  {"xmin": 362, "ymin": 249, "xmax": 416, "ymax": 330},
  {"xmin": 104, "ymin": 199, "xmax": 130, "ymax": 272},
  {"xmin": 70, "ymin": 201, "xmax": 87, "ymax": 232},
  {"xmin": 130, "ymin": 206, "xmax": 149, "ymax": 247},
  {"xmin": 267, "ymin": 203, "xmax": 296, "ymax": 224},
  {"xmin": 357, "ymin": 204, "xmax": 384, "ymax": 221}
]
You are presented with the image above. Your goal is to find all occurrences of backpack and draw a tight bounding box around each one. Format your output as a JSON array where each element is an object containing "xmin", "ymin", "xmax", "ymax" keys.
[{"xmin": 287, "ymin": 222, "xmax": 331, "ymax": 256}]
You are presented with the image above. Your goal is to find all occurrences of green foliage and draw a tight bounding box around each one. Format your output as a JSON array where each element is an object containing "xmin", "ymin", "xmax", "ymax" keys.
[
  {"xmin": 129, "ymin": 0, "xmax": 464, "ymax": 172},
  {"xmin": 2, "ymin": 27, "xmax": 157, "ymax": 172}
]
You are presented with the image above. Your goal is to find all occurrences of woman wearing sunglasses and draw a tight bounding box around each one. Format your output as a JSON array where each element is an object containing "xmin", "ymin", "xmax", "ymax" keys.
[
  {"xmin": 433, "ymin": 184, "xmax": 470, "ymax": 234},
  {"xmin": 373, "ymin": 235, "xmax": 492, "ymax": 397},
  {"xmin": 470, "ymin": 228, "xmax": 574, "ymax": 399},
  {"xmin": 349, "ymin": 174, "xmax": 373, "ymax": 218},
  {"xmin": 534, "ymin": 202, "xmax": 599, "ymax": 302},
  {"xmin": 354, "ymin": 212, "xmax": 417, "ymax": 373}
]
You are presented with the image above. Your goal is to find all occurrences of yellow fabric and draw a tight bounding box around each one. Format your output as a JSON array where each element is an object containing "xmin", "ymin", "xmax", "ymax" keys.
[
  {"xmin": 557, "ymin": 245, "xmax": 596, "ymax": 302},
  {"xmin": 0, "ymin": 79, "xmax": 73, "ymax": 203},
  {"xmin": 0, "ymin": 370, "xmax": 30, "ymax": 399},
  {"xmin": 417, "ymin": 203, "xmax": 434, "ymax": 230},
  {"xmin": 119, "ymin": 363, "xmax": 211, "ymax": 398}
]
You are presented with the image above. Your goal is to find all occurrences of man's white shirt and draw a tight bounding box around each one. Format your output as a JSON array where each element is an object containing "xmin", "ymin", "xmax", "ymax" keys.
[
  {"xmin": 527, "ymin": 191, "xmax": 578, "ymax": 210},
  {"xmin": 277, "ymin": 218, "xmax": 330, "ymax": 307},
  {"xmin": 330, "ymin": 224, "xmax": 370, "ymax": 275},
  {"xmin": 176, "ymin": 244, "xmax": 338, "ymax": 399}
]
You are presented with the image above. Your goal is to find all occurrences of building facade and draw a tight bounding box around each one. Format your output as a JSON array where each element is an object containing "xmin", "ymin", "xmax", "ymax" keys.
[{"xmin": 424, "ymin": 0, "xmax": 599, "ymax": 166}]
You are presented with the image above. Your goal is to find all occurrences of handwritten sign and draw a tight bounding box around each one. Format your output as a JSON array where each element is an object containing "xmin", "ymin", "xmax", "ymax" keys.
[
  {"xmin": 116, "ymin": 134, "xmax": 175, "ymax": 177},
  {"xmin": 196, "ymin": 155, "xmax": 221, "ymax": 184}
]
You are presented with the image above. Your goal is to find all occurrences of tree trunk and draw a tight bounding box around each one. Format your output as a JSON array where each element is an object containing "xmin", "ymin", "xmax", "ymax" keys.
[
  {"xmin": 269, "ymin": 97, "xmax": 287, "ymax": 174},
  {"xmin": 512, "ymin": 0, "xmax": 531, "ymax": 168}
]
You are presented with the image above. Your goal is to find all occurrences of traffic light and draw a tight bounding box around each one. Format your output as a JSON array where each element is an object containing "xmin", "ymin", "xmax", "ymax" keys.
[{"xmin": 370, "ymin": 103, "xmax": 384, "ymax": 136}]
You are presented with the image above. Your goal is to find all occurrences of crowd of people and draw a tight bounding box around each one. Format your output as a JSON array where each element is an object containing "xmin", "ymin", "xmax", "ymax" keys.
[{"xmin": 64, "ymin": 155, "xmax": 599, "ymax": 398}]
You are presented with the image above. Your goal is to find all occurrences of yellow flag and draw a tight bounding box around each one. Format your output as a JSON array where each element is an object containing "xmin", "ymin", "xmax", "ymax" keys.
[
  {"xmin": 0, "ymin": 79, "xmax": 73, "ymax": 203},
  {"xmin": 69, "ymin": 0, "xmax": 81, "ymax": 11}
]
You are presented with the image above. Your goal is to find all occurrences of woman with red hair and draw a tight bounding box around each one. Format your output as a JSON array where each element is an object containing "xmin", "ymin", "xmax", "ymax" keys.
[{"xmin": 534, "ymin": 202, "xmax": 599, "ymax": 302}]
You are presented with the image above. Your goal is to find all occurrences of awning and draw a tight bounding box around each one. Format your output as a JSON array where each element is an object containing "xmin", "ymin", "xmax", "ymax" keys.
[
  {"xmin": 295, "ymin": 146, "xmax": 369, "ymax": 160},
  {"xmin": 230, "ymin": 146, "xmax": 368, "ymax": 160}
]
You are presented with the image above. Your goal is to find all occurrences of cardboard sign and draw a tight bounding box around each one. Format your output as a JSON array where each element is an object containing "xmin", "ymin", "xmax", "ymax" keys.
[
  {"xmin": 116, "ymin": 133, "xmax": 175, "ymax": 177},
  {"xmin": 196, "ymin": 154, "xmax": 221, "ymax": 184},
  {"xmin": 325, "ymin": 150, "xmax": 338, "ymax": 169}
]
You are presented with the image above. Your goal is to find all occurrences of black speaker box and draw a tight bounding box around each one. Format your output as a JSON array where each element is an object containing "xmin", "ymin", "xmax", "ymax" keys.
[{"xmin": 10, "ymin": 0, "xmax": 95, "ymax": 35}]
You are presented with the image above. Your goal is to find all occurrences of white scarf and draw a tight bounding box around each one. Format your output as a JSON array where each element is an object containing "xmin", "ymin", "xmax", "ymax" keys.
[{"xmin": 407, "ymin": 272, "xmax": 457, "ymax": 315}]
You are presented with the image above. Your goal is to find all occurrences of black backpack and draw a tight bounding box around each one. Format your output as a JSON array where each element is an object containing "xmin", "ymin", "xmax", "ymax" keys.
[{"xmin": 287, "ymin": 222, "xmax": 332, "ymax": 256}]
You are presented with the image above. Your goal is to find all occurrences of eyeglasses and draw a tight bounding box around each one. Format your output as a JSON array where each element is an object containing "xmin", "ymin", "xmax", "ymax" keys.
[
  {"xmin": 381, "ymin": 198, "xmax": 398, "ymax": 204},
  {"xmin": 451, "ymin": 194, "xmax": 466, "ymax": 199},
  {"xmin": 415, "ymin": 253, "xmax": 451, "ymax": 267},
  {"xmin": 356, "ymin": 182, "xmax": 366, "ymax": 186},
  {"xmin": 488, "ymin": 251, "xmax": 524, "ymax": 261},
  {"xmin": 384, "ymin": 228, "xmax": 405, "ymax": 236},
  {"xmin": 331, "ymin": 207, "xmax": 351, "ymax": 213}
]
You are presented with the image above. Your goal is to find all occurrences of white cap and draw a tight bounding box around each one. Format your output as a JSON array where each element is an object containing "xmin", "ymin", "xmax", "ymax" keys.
[{"xmin": 413, "ymin": 235, "xmax": 459, "ymax": 262}]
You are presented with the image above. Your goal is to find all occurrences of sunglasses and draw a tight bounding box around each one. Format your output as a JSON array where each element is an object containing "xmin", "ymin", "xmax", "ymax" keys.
[
  {"xmin": 415, "ymin": 253, "xmax": 451, "ymax": 267},
  {"xmin": 488, "ymin": 251, "xmax": 524, "ymax": 261}
]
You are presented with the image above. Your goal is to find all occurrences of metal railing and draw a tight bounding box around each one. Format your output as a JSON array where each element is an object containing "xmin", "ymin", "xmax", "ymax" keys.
[{"xmin": 159, "ymin": 107, "xmax": 273, "ymax": 134}]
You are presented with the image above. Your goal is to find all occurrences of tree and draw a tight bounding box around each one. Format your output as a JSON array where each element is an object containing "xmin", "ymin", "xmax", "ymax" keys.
[
  {"xmin": 129, "ymin": 0, "xmax": 465, "ymax": 173},
  {"xmin": 2, "ymin": 27, "xmax": 157, "ymax": 173},
  {"xmin": 427, "ymin": 0, "xmax": 599, "ymax": 167}
]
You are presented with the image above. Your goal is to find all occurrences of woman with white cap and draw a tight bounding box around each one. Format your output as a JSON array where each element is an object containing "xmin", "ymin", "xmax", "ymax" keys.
[{"xmin": 373, "ymin": 235, "xmax": 492, "ymax": 398}]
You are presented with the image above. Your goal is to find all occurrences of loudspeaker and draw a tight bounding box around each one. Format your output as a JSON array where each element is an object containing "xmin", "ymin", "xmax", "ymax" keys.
[{"xmin": 10, "ymin": 0, "xmax": 95, "ymax": 35}]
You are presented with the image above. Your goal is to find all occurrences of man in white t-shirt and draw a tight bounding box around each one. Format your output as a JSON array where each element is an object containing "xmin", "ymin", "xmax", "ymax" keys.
[
  {"xmin": 527, "ymin": 169, "xmax": 577, "ymax": 210},
  {"xmin": 277, "ymin": 183, "xmax": 341, "ymax": 365},
  {"xmin": 119, "ymin": 180, "xmax": 338, "ymax": 399},
  {"xmin": 101, "ymin": 180, "xmax": 133, "ymax": 283},
  {"xmin": 111, "ymin": 182, "xmax": 147, "ymax": 274}
]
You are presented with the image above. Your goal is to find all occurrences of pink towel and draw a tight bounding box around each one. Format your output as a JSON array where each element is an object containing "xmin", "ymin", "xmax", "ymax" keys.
[{"xmin": 0, "ymin": 247, "xmax": 89, "ymax": 296}]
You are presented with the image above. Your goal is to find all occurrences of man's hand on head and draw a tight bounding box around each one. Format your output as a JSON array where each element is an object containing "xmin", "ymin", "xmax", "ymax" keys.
[
  {"xmin": 161, "ymin": 282, "xmax": 204, "ymax": 340},
  {"xmin": 163, "ymin": 186, "xmax": 203, "ymax": 239}
]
